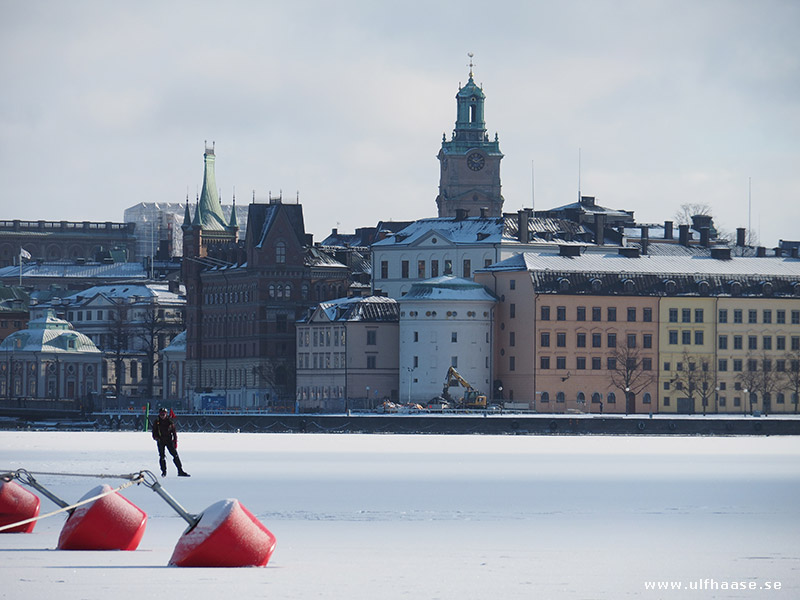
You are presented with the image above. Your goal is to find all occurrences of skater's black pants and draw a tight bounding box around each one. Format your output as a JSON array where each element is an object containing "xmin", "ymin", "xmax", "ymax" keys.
[{"xmin": 157, "ymin": 440, "xmax": 183, "ymax": 473}]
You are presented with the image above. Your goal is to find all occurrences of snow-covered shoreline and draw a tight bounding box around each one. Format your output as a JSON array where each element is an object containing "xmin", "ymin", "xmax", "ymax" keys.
[{"xmin": 2, "ymin": 432, "xmax": 799, "ymax": 599}]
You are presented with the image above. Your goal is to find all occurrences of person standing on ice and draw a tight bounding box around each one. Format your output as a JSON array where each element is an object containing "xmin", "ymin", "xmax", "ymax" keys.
[{"xmin": 152, "ymin": 407, "xmax": 190, "ymax": 477}]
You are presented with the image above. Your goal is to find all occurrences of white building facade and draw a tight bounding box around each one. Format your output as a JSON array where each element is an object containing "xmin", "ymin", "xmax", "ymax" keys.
[
  {"xmin": 398, "ymin": 276, "xmax": 497, "ymax": 404},
  {"xmin": 371, "ymin": 212, "xmax": 601, "ymax": 299}
]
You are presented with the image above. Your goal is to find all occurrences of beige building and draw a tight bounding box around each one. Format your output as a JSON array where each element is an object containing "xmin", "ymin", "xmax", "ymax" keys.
[
  {"xmin": 296, "ymin": 296, "xmax": 399, "ymax": 412},
  {"xmin": 476, "ymin": 248, "xmax": 800, "ymax": 414}
]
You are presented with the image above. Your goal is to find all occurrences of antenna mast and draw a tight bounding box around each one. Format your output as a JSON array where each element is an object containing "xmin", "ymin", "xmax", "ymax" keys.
[
  {"xmin": 578, "ymin": 148, "xmax": 582, "ymax": 202},
  {"xmin": 748, "ymin": 177, "xmax": 752, "ymax": 245}
]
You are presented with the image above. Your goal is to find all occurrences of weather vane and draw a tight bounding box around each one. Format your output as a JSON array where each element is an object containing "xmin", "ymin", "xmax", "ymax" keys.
[{"xmin": 468, "ymin": 52, "xmax": 475, "ymax": 77}]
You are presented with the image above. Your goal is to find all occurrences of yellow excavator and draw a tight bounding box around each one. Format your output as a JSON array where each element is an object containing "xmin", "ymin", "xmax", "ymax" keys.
[{"xmin": 441, "ymin": 366, "xmax": 487, "ymax": 409}]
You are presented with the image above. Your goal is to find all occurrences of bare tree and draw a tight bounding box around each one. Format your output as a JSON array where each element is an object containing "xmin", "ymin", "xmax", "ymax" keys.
[
  {"xmin": 106, "ymin": 301, "xmax": 129, "ymax": 399},
  {"xmin": 695, "ymin": 358, "xmax": 717, "ymax": 416},
  {"xmin": 134, "ymin": 301, "xmax": 183, "ymax": 399},
  {"xmin": 670, "ymin": 350, "xmax": 704, "ymax": 414},
  {"xmin": 674, "ymin": 203, "xmax": 712, "ymax": 225},
  {"xmin": 781, "ymin": 349, "xmax": 800, "ymax": 414},
  {"xmin": 736, "ymin": 352, "xmax": 782, "ymax": 415},
  {"xmin": 609, "ymin": 342, "xmax": 656, "ymax": 414}
]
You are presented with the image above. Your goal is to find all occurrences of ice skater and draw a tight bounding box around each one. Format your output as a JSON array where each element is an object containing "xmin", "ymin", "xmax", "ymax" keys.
[{"xmin": 152, "ymin": 407, "xmax": 190, "ymax": 477}]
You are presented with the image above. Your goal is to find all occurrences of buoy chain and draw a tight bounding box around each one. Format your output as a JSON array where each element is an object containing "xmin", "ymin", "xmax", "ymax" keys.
[{"xmin": 0, "ymin": 474, "xmax": 144, "ymax": 533}]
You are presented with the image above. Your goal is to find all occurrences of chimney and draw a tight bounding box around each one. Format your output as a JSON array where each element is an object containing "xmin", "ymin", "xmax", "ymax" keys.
[
  {"xmin": 700, "ymin": 227, "xmax": 710, "ymax": 247},
  {"xmin": 679, "ymin": 224, "xmax": 690, "ymax": 246},
  {"xmin": 640, "ymin": 225, "xmax": 649, "ymax": 255},
  {"xmin": 479, "ymin": 207, "xmax": 488, "ymax": 218},
  {"xmin": 331, "ymin": 228, "xmax": 338, "ymax": 236},
  {"xmin": 664, "ymin": 221, "xmax": 673, "ymax": 240},
  {"xmin": 757, "ymin": 246, "xmax": 766, "ymax": 257},
  {"xmin": 775, "ymin": 248, "xmax": 783, "ymax": 258},
  {"xmin": 518, "ymin": 210, "xmax": 530, "ymax": 244},
  {"xmin": 711, "ymin": 247, "xmax": 732, "ymax": 260},
  {"xmin": 736, "ymin": 228, "xmax": 746, "ymax": 247},
  {"xmin": 594, "ymin": 214, "xmax": 606, "ymax": 246},
  {"xmin": 455, "ymin": 208, "xmax": 469, "ymax": 221},
  {"xmin": 792, "ymin": 247, "xmax": 799, "ymax": 259}
]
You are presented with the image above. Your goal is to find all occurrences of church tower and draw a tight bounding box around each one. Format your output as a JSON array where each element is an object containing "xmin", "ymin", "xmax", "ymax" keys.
[{"xmin": 436, "ymin": 58, "xmax": 504, "ymax": 218}]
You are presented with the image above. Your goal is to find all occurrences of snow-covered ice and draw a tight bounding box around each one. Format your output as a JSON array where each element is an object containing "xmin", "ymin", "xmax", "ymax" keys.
[{"xmin": 1, "ymin": 431, "xmax": 798, "ymax": 599}]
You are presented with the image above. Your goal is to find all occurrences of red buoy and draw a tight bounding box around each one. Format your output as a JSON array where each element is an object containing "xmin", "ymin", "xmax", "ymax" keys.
[
  {"xmin": 169, "ymin": 499, "xmax": 276, "ymax": 567},
  {"xmin": 57, "ymin": 484, "xmax": 147, "ymax": 550},
  {"xmin": 0, "ymin": 479, "xmax": 40, "ymax": 533}
]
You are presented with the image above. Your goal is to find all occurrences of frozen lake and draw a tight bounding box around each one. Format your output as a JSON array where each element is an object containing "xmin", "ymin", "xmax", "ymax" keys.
[{"xmin": 2, "ymin": 431, "xmax": 799, "ymax": 599}]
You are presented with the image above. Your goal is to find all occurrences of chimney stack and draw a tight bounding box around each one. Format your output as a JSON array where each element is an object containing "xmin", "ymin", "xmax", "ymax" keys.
[
  {"xmin": 679, "ymin": 224, "xmax": 690, "ymax": 246},
  {"xmin": 757, "ymin": 246, "xmax": 766, "ymax": 257},
  {"xmin": 640, "ymin": 225, "xmax": 649, "ymax": 255},
  {"xmin": 455, "ymin": 208, "xmax": 469, "ymax": 221},
  {"xmin": 518, "ymin": 210, "xmax": 530, "ymax": 244},
  {"xmin": 700, "ymin": 227, "xmax": 710, "ymax": 247},
  {"xmin": 594, "ymin": 214, "xmax": 606, "ymax": 246},
  {"xmin": 664, "ymin": 221, "xmax": 673, "ymax": 240},
  {"xmin": 479, "ymin": 207, "xmax": 488, "ymax": 218},
  {"xmin": 736, "ymin": 228, "xmax": 746, "ymax": 247}
]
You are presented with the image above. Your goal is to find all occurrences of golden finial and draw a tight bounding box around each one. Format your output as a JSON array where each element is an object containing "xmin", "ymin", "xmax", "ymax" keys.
[{"xmin": 468, "ymin": 52, "xmax": 475, "ymax": 78}]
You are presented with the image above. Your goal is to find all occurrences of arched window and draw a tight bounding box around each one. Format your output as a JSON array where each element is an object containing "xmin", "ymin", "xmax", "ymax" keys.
[
  {"xmin": 556, "ymin": 391, "xmax": 565, "ymax": 403},
  {"xmin": 591, "ymin": 392, "xmax": 602, "ymax": 404},
  {"xmin": 269, "ymin": 284, "xmax": 276, "ymax": 299},
  {"xmin": 540, "ymin": 391, "xmax": 550, "ymax": 403},
  {"xmin": 643, "ymin": 393, "xmax": 652, "ymax": 404},
  {"xmin": 284, "ymin": 284, "xmax": 292, "ymax": 299},
  {"xmin": 577, "ymin": 392, "xmax": 586, "ymax": 403},
  {"xmin": 607, "ymin": 392, "xmax": 616, "ymax": 404},
  {"xmin": 275, "ymin": 241, "xmax": 286, "ymax": 264}
]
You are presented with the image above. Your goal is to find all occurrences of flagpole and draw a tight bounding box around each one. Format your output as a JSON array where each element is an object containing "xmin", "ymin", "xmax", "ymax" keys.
[{"xmin": 19, "ymin": 248, "xmax": 22, "ymax": 286}]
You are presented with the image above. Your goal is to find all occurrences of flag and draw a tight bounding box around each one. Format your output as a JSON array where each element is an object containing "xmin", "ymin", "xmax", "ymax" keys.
[
  {"xmin": 169, "ymin": 408, "xmax": 176, "ymax": 419},
  {"xmin": 20, "ymin": 247, "xmax": 31, "ymax": 260}
]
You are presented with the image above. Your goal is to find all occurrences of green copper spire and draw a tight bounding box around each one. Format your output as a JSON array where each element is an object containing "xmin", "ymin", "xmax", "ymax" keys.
[{"xmin": 196, "ymin": 142, "xmax": 229, "ymax": 231}]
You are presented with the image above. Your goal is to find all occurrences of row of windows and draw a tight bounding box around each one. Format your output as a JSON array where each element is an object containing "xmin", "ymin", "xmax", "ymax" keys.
[
  {"xmin": 539, "ymin": 306, "xmax": 654, "ymax": 322},
  {"xmin": 718, "ymin": 335, "xmax": 800, "ymax": 351},
  {"xmin": 536, "ymin": 391, "xmax": 653, "ymax": 404},
  {"xmin": 385, "ymin": 257, "xmax": 493, "ymax": 280},
  {"xmin": 719, "ymin": 308, "xmax": 800, "ymax": 325},
  {"xmin": 667, "ymin": 330, "xmax": 706, "ymax": 345},
  {"xmin": 531, "ymin": 356, "xmax": 654, "ymax": 371},
  {"xmin": 533, "ymin": 306, "xmax": 800, "ymax": 325},
  {"xmin": 539, "ymin": 331, "xmax": 653, "ymax": 348},
  {"xmin": 717, "ymin": 358, "xmax": 800, "ymax": 372},
  {"xmin": 297, "ymin": 352, "xmax": 380, "ymax": 370},
  {"xmin": 298, "ymin": 328, "xmax": 347, "ymax": 348}
]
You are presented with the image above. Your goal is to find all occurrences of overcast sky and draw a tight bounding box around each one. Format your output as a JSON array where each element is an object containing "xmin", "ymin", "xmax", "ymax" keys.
[{"xmin": 2, "ymin": 0, "xmax": 798, "ymax": 246}]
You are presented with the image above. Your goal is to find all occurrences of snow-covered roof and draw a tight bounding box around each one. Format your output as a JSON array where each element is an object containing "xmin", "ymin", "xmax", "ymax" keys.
[
  {"xmin": 371, "ymin": 215, "xmax": 597, "ymax": 248},
  {"xmin": 162, "ymin": 330, "xmax": 187, "ymax": 353},
  {"xmin": 0, "ymin": 312, "xmax": 100, "ymax": 354},
  {"xmin": 0, "ymin": 261, "xmax": 147, "ymax": 280},
  {"xmin": 401, "ymin": 276, "xmax": 497, "ymax": 302},
  {"xmin": 305, "ymin": 296, "xmax": 399, "ymax": 323},
  {"xmin": 65, "ymin": 283, "xmax": 184, "ymax": 305},
  {"xmin": 486, "ymin": 250, "xmax": 800, "ymax": 278}
]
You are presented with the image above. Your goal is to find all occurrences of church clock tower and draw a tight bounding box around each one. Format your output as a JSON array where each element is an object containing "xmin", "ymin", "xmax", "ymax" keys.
[{"xmin": 436, "ymin": 57, "xmax": 504, "ymax": 218}]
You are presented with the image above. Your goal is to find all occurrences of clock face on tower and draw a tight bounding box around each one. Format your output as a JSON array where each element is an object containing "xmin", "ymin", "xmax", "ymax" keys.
[{"xmin": 467, "ymin": 152, "xmax": 485, "ymax": 171}]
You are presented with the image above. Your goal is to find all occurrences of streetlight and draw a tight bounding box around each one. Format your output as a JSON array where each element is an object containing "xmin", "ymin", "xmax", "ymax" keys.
[
  {"xmin": 406, "ymin": 367, "xmax": 415, "ymax": 404},
  {"xmin": 743, "ymin": 388, "xmax": 749, "ymax": 416}
]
